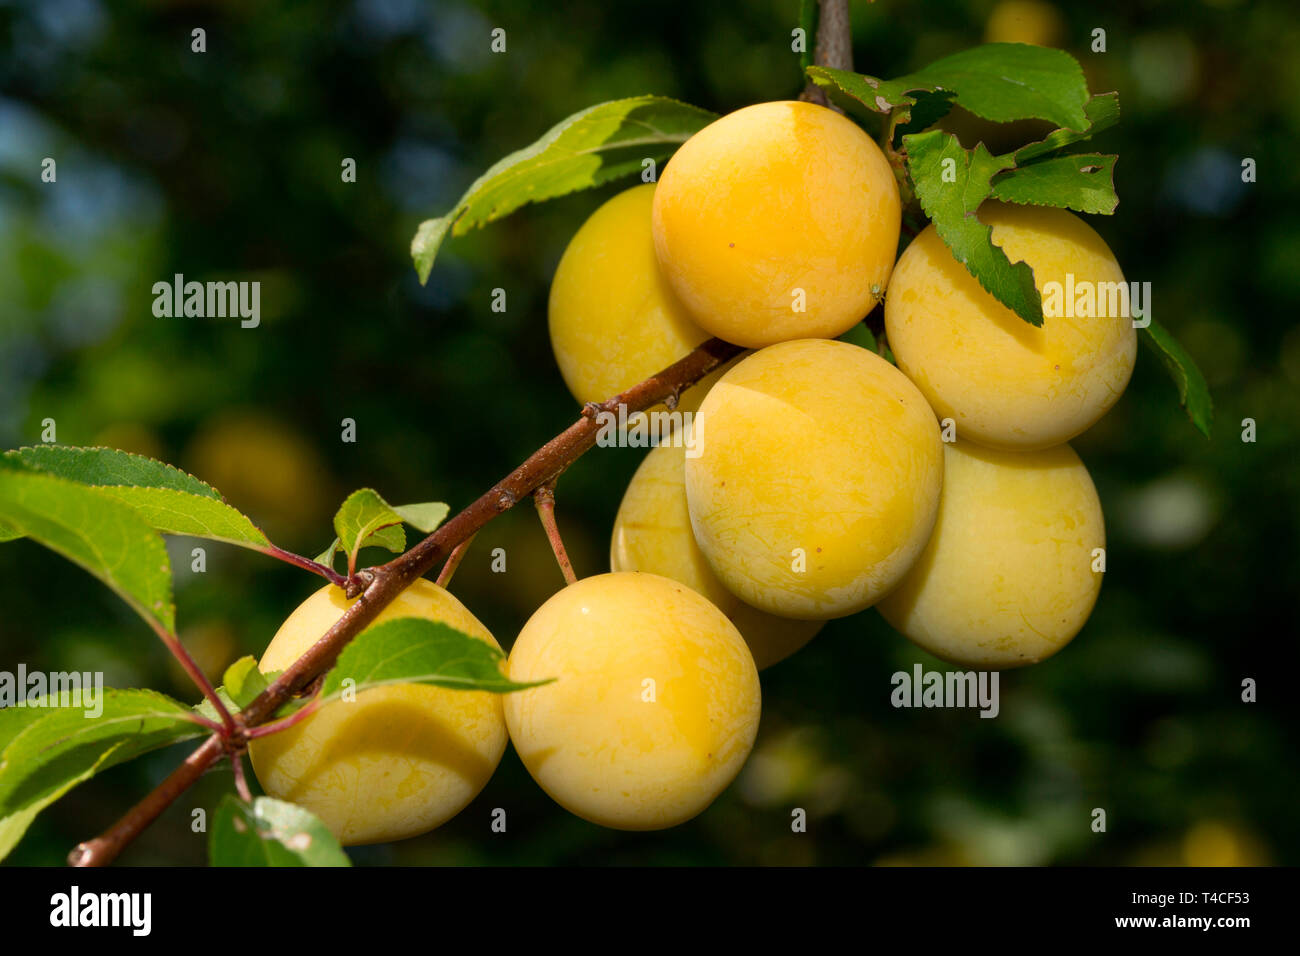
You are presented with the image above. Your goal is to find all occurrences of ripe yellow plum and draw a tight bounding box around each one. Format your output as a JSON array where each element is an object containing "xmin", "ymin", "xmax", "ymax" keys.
[
  {"xmin": 548, "ymin": 183, "xmax": 721, "ymax": 413},
  {"xmin": 504, "ymin": 572, "xmax": 760, "ymax": 830},
  {"xmin": 884, "ymin": 203, "xmax": 1137, "ymax": 449},
  {"xmin": 685, "ymin": 339, "xmax": 943, "ymax": 619},
  {"xmin": 876, "ymin": 440, "xmax": 1105, "ymax": 669},
  {"xmin": 611, "ymin": 442, "xmax": 823, "ymax": 669},
  {"xmin": 248, "ymin": 580, "xmax": 507, "ymax": 845},
  {"xmin": 653, "ymin": 101, "xmax": 901, "ymax": 348}
]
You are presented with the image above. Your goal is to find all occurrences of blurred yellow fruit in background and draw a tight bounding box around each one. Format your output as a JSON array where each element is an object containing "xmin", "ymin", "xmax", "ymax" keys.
[
  {"xmin": 612, "ymin": 441, "xmax": 822, "ymax": 669},
  {"xmin": 985, "ymin": 0, "xmax": 1065, "ymax": 47},
  {"xmin": 185, "ymin": 412, "xmax": 330, "ymax": 540},
  {"xmin": 249, "ymin": 580, "xmax": 507, "ymax": 845},
  {"xmin": 653, "ymin": 101, "xmax": 900, "ymax": 348},
  {"xmin": 504, "ymin": 572, "xmax": 760, "ymax": 830}
]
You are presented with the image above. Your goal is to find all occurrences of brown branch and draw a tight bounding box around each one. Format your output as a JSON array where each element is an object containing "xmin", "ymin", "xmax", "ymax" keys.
[
  {"xmin": 70, "ymin": 336, "xmax": 743, "ymax": 867},
  {"xmin": 799, "ymin": 0, "xmax": 854, "ymax": 107},
  {"xmin": 533, "ymin": 482, "xmax": 577, "ymax": 585}
]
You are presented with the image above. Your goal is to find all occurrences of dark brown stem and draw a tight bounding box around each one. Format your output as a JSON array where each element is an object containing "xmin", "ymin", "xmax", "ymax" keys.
[
  {"xmin": 799, "ymin": 0, "xmax": 854, "ymax": 107},
  {"xmin": 533, "ymin": 482, "xmax": 577, "ymax": 585},
  {"xmin": 435, "ymin": 533, "xmax": 476, "ymax": 588},
  {"xmin": 70, "ymin": 336, "xmax": 743, "ymax": 867}
]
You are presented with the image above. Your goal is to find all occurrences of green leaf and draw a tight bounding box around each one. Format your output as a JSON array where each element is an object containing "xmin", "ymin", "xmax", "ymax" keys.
[
  {"xmin": 4, "ymin": 446, "xmax": 220, "ymax": 498},
  {"xmin": 411, "ymin": 96, "xmax": 716, "ymax": 283},
  {"xmin": 331, "ymin": 489, "xmax": 406, "ymax": 567},
  {"xmin": 392, "ymin": 501, "xmax": 450, "ymax": 534},
  {"xmin": 320, "ymin": 617, "xmax": 551, "ymax": 698},
  {"xmin": 838, "ymin": 322, "xmax": 879, "ymax": 352},
  {"xmin": 0, "ymin": 519, "xmax": 19, "ymax": 543},
  {"xmin": 314, "ymin": 537, "xmax": 340, "ymax": 566},
  {"xmin": 0, "ymin": 689, "xmax": 205, "ymax": 860},
  {"xmin": 0, "ymin": 465, "xmax": 176, "ymax": 631},
  {"xmin": 990, "ymin": 153, "xmax": 1118, "ymax": 214},
  {"xmin": 4, "ymin": 446, "xmax": 270, "ymax": 549},
  {"xmin": 210, "ymin": 796, "xmax": 350, "ymax": 867},
  {"xmin": 1141, "ymin": 320, "xmax": 1214, "ymax": 438},
  {"xmin": 222, "ymin": 656, "xmax": 270, "ymax": 710},
  {"xmin": 810, "ymin": 44, "xmax": 1089, "ymax": 129},
  {"xmin": 95, "ymin": 487, "xmax": 270, "ymax": 549},
  {"xmin": 903, "ymin": 129, "xmax": 1043, "ymax": 326},
  {"xmin": 1015, "ymin": 92, "xmax": 1120, "ymax": 163}
]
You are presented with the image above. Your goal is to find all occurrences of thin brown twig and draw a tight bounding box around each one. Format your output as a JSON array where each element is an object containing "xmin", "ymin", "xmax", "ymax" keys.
[
  {"xmin": 435, "ymin": 533, "xmax": 476, "ymax": 588},
  {"xmin": 230, "ymin": 751, "xmax": 253, "ymax": 803},
  {"xmin": 533, "ymin": 482, "xmax": 577, "ymax": 585},
  {"xmin": 69, "ymin": 336, "xmax": 743, "ymax": 867},
  {"xmin": 148, "ymin": 618, "xmax": 235, "ymax": 735},
  {"xmin": 244, "ymin": 696, "xmax": 323, "ymax": 739},
  {"xmin": 260, "ymin": 543, "xmax": 348, "ymax": 588}
]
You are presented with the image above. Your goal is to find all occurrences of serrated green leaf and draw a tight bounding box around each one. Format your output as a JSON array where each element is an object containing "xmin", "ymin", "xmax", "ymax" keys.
[
  {"xmin": 320, "ymin": 617, "xmax": 551, "ymax": 698},
  {"xmin": 990, "ymin": 153, "xmax": 1118, "ymax": 214},
  {"xmin": 392, "ymin": 501, "xmax": 449, "ymax": 534},
  {"xmin": 0, "ymin": 689, "xmax": 205, "ymax": 859},
  {"xmin": 96, "ymin": 487, "xmax": 270, "ymax": 548},
  {"xmin": 1015, "ymin": 92, "xmax": 1120, "ymax": 163},
  {"xmin": 4, "ymin": 446, "xmax": 270, "ymax": 549},
  {"xmin": 222, "ymin": 656, "xmax": 270, "ymax": 709},
  {"xmin": 1141, "ymin": 320, "xmax": 1214, "ymax": 438},
  {"xmin": 411, "ymin": 96, "xmax": 716, "ymax": 283},
  {"xmin": 0, "ymin": 467, "xmax": 176, "ymax": 631},
  {"xmin": 904, "ymin": 129, "xmax": 1043, "ymax": 326},
  {"xmin": 210, "ymin": 796, "xmax": 350, "ymax": 867},
  {"xmin": 4, "ymin": 446, "xmax": 220, "ymax": 498},
  {"xmin": 332, "ymin": 489, "xmax": 406, "ymax": 569},
  {"xmin": 811, "ymin": 44, "xmax": 1089, "ymax": 129}
]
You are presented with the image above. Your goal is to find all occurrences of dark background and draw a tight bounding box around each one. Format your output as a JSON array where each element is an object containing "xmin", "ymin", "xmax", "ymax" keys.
[{"xmin": 0, "ymin": 0, "xmax": 1296, "ymax": 865}]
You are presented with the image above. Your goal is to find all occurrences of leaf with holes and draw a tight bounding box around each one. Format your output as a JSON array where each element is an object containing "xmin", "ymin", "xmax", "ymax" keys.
[{"xmin": 210, "ymin": 796, "xmax": 350, "ymax": 866}]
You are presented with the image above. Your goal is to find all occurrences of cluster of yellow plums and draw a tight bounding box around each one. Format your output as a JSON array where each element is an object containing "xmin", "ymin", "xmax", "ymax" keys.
[{"xmin": 250, "ymin": 100, "xmax": 1135, "ymax": 846}]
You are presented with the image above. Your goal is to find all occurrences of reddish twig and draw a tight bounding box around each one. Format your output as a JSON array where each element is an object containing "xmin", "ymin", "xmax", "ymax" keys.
[
  {"xmin": 70, "ymin": 336, "xmax": 743, "ymax": 867},
  {"xmin": 435, "ymin": 533, "xmax": 476, "ymax": 588},
  {"xmin": 244, "ymin": 696, "xmax": 323, "ymax": 739},
  {"xmin": 260, "ymin": 543, "xmax": 348, "ymax": 588},
  {"xmin": 149, "ymin": 619, "xmax": 235, "ymax": 735},
  {"xmin": 230, "ymin": 751, "xmax": 253, "ymax": 803},
  {"xmin": 533, "ymin": 482, "xmax": 577, "ymax": 585}
]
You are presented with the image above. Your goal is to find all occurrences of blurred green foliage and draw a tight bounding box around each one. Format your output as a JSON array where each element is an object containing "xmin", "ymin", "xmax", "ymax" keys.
[{"xmin": 0, "ymin": 0, "xmax": 1296, "ymax": 866}]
